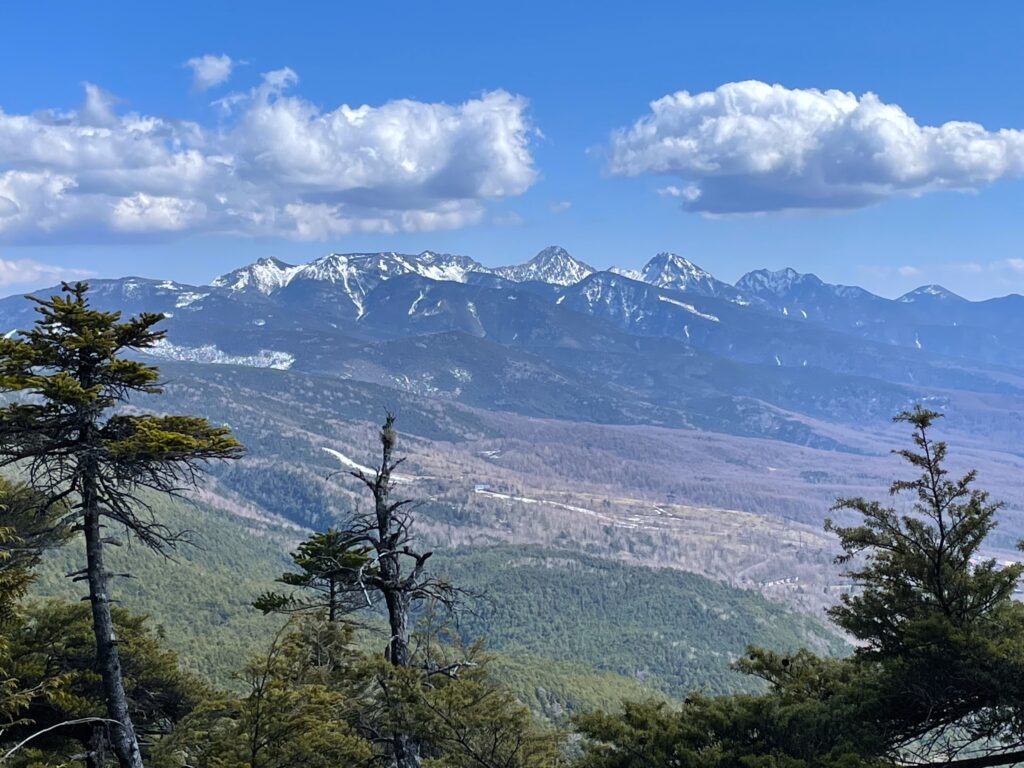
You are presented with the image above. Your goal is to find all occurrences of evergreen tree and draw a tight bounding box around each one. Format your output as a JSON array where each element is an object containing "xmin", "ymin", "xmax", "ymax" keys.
[
  {"xmin": 399, "ymin": 635, "xmax": 567, "ymax": 768},
  {"xmin": 2, "ymin": 602, "xmax": 208, "ymax": 767},
  {"xmin": 826, "ymin": 406, "xmax": 1024, "ymax": 765},
  {"xmin": 577, "ymin": 406, "xmax": 1024, "ymax": 768},
  {"xmin": 155, "ymin": 618, "xmax": 372, "ymax": 768},
  {"xmin": 254, "ymin": 528, "xmax": 370, "ymax": 622},
  {"xmin": 0, "ymin": 282, "xmax": 243, "ymax": 768},
  {"xmin": 0, "ymin": 478, "xmax": 66, "ymax": 731}
]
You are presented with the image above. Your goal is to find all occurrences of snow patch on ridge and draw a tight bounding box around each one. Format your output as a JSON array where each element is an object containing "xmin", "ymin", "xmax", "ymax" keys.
[
  {"xmin": 658, "ymin": 294, "xmax": 720, "ymax": 322},
  {"xmin": 145, "ymin": 339, "xmax": 294, "ymax": 369}
]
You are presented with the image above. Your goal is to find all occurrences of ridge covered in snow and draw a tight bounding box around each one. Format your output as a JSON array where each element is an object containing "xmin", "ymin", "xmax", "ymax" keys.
[
  {"xmin": 493, "ymin": 246, "xmax": 595, "ymax": 286},
  {"xmin": 609, "ymin": 266, "xmax": 643, "ymax": 281},
  {"xmin": 735, "ymin": 267, "xmax": 807, "ymax": 297},
  {"xmin": 898, "ymin": 284, "xmax": 966, "ymax": 303},
  {"xmin": 145, "ymin": 339, "xmax": 295, "ymax": 369},
  {"xmin": 736, "ymin": 267, "xmax": 876, "ymax": 305},
  {"xmin": 212, "ymin": 257, "xmax": 304, "ymax": 295},
  {"xmin": 638, "ymin": 252, "xmax": 748, "ymax": 302},
  {"xmin": 213, "ymin": 251, "xmax": 489, "ymax": 298}
]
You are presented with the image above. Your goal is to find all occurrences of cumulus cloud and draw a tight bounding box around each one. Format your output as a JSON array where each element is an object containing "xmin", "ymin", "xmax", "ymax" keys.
[
  {"xmin": 185, "ymin": 54, "xmax": 235, "ymax": 90},
  {"xmin": 0, "ymin": 69, "xmax": 536, "ymax": 242},
  {"xmin": 608, "ymin": 81, "xmax": 1024, "ymax": 214},
  {"xmin": 0, "ymin": 258, "xmax": 94, "ymax": 287}
]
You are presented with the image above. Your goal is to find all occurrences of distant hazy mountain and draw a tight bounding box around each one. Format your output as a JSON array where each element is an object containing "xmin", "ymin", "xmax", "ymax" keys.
[
  {"xmin": 3, "ymin": 244, "xmax": 1024, "ymax": 453},
  {"xmin": 639, "ymin": 252, "xmax": 750, "ymax": 303},
  {"xmin": 493, "ymin": 245, "xmax": 595, "ymax": 286},
  {"xmin": 212, "ymin": 257, "xmax": 304, "ymax": 295},
  {"xmin": 897, "ymin": 284, "xmax": 967, "ymax": 303}
]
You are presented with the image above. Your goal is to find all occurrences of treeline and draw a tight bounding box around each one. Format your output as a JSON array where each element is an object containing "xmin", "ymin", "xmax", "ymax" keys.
[{"xmin": 3, "ymin": 283, "xmax": 1024, "ymax": 768}]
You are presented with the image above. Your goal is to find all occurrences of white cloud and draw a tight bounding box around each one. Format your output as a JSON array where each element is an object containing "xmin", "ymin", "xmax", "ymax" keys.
[
  {"xmin": 0, "ymin": 258, "xmax": 94, "ymax": 287},
  {"xmin": 609, "ymin": 81, "xmax": 1024, "ymax": 214},
  {"xmin": 185, "ymin": 54, "xmax": 235, "ymax": 90},
  {"xmin": 0, "ymin": 70, "xmax": 536, "ymax": 242},
  {"xmin": 549, "ymin": 200, "xmax": 572, "ymax": 213},
  {"xmin": 111, "ymin": 193, "xmax": 207, "ymax": 232},
  {"xmin": 81, "ymin": 83, "xmax": 118, "ymax": 126},
  {"xmin": 658, "ymin": 184, "xmax": 701, "ymax": 202}
]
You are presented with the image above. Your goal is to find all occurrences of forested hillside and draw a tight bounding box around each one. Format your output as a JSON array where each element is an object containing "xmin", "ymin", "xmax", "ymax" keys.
[
  {"xmin": 30, "ymin": 494, "xmax": 839, "ymax": 707},
  {"xmin": 438, "ymin": 546, "xmax": 845, "ymax": 697}
]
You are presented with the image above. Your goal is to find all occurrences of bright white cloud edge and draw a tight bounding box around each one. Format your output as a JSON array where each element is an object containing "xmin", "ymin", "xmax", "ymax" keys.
[
  {"xmin": 609, "ymin": 80, "xmax": 1024, "ymax": 214},
  {"xmin": 185, "ymin": 54, "xmax": 235, "ymax": 90},
  {"xmin": 0, "ymin": 68, "xmax": 537, "ymax": 243}
]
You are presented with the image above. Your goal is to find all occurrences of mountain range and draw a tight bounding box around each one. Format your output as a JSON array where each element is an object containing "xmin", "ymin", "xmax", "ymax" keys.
[
  {"xmin": 6, "ymin": 243, "xmax": 1024, "ymax": 627},
  {"xmin": 2, "ymin": 244, "xmax": 1024, "ymax": 541}
]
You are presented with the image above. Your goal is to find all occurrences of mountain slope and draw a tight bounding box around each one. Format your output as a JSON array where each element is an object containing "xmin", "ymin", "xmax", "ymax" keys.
[
  {"xmin": 639, "ymin": 252, "xmax": 750, "ymax": 303},
  {"xmin": 735, "ymin": 268, "xmax": 1024, "ymax": 368},
  {"xmin": 494, "ymin": 246, "xmax": 595, "ymax": 286},
  {"xmin": 440, "ymin": 545, "xmax": 844, "ymax": 697}
]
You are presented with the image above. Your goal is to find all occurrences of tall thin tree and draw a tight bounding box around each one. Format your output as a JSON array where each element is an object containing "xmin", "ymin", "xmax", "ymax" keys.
[
  {"xmin": 0, "ymin": 282, "xmax": 243, "ymax": 768},
  {"xmin": 324, "ymin": 414, "xmax": 458, "ymax": 768}
]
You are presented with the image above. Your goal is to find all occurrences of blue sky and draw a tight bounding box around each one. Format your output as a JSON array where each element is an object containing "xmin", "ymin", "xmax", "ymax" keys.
[{"xmin": 2, "ymin": 1, "xmax": 1024, "ymax": 298}]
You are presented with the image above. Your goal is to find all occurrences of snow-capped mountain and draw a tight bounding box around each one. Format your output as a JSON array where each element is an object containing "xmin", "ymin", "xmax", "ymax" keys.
[
  {"xmin": 212, "ymin": 251, "xmax": 490, "ymax": 319},
  {"xmin": 735, "ymin": 267, "xmax": 805, "ymax": 300},
  {"xmin": 211, "ymin": 257, "xmax": 304, "ymax": 295},
  {"xmin": 493, "ymin": 246, "xmax": 595, "ymax": 286},
  {"xmin": 215, "ymin": 251, "xmax": 487, "ymax": 296},
  {"xmin": 736, "ymin": 268, "xmax": 877, "ymax": 308},
  {"xmin": 609, "ymin": 266, "xmax": 643, "ymax": 281},
  {"xmin": 898, "ymin": 285, "xmax": 966, "ymax": 303},
  {"xmin": 32, "ymin": 244, "xmax": 1024, "ymax": 380},
  {"xmin": 637, "ymin": 252, "xmax": 749, "ymax": 303},
  {"xmin": 7, "ymin": 246, "xmax": 1024, "ymax": 456},
  {"xmin": 560, "ymin": 271, "xmax": 728, "ymax": 340}
]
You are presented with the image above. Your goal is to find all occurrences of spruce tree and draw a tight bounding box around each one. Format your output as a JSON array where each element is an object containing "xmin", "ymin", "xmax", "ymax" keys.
[
  {"xmin": 0, "ymin": 478, "xmax": 65, "ymax": 730},
  {"xmin": 826, "ymin": 405, "xmax": 1024, "ymax": 764},
  {"xmin": 254, "ymin": 528, "xmax": 371, "ymax": 622},
  {"xmin": 0, "ymin": 282, "xmax": 243, "ymax": 768},
  {"xmin": 828, "ymin": 405, "xmax": 1022, "ymax": 654}
]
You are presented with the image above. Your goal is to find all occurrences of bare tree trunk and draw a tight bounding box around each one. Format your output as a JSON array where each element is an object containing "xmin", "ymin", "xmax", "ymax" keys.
[
  {"xmin": 375, "ymin": 418, "xmax": 420, "ymax": 768},
  {"xmin": 383, "ymin": 577, "xmax": 418, "ymax": 768},
  {"xmin": 328, "ymin": 577, "xmax": 337, "ymax": 623},
  {"xmin": 83, "ymin": 476, "xmax": 144, "ymax": 768},
  {"xmin": 86, "ymin": 723, "xmax": 108, "ymax": 768}
]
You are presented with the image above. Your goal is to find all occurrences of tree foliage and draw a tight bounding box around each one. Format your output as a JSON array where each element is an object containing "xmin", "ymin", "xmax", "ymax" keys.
[
  {"xmin": 2, "ymin": 602, "xmax": 207, "ymax": 766},
  {"xmin": 578, "ymin": 407, "xmax": 1024, "ymax": 768},
  {"xmin": 0, "ymin": 281, "xmax": 243, "ymax": 768},
  {"xmin": 253, "ymin": 528, "xmax": 371, "ymax": 622},
  {"xmin": 154, "ymin": 619, "xmax": 372, "ymax": 768},
  {"xmin": 0, "ymin": 478, "xmax": 67, "ymax": 732}
]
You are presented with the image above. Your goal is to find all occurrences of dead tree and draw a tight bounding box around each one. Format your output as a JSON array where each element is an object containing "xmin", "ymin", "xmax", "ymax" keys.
[{"xmin": 337, "ymin": 414, "xmax": 459, "ymax": 768}]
